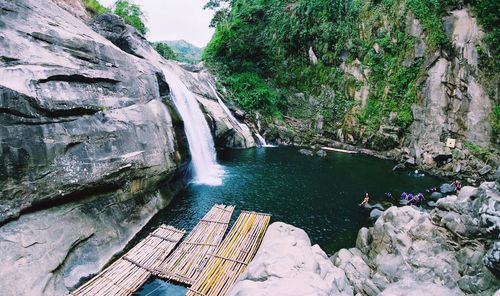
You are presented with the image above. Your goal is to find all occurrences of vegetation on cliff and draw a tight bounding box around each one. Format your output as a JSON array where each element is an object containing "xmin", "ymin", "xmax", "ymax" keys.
[
  {"xmin": 203, "ymin": 0, "xmax": 499, "ymax": 138},
  {"xmin": 83, "ymin": 0, "xmax": 147, "ymax": 35}
]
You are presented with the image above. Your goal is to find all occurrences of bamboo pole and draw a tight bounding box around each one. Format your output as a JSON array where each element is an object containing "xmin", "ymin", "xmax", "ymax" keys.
[
  {"xmin": 155, "ymin": 204, "xmax": 234, "ymax": 285},
  {"xmin": 187, "ymin": 211, "xmax": 270, "ymax": 296}
]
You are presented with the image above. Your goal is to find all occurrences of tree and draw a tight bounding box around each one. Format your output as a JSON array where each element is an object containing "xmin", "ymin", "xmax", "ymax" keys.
[
  {"xmin": 152, "ymin": 42, "xmax": 177, "ymax": 60},
  {"xmin": 204, "ymin": 0, "xmax": 230, "ymax": 27},
  {"xmin": 113, "ymin": 0, "xmax": 147, "ymax": 35}
]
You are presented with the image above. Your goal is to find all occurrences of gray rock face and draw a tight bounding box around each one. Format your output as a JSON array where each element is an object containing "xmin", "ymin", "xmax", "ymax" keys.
[
  {"xmin": 0, "ymin": 0, "xmax": 188, "ymax": 294},
  {"xmin": 0, "ymin": 185, "xmax": 178, "ymax": 296},
  {"xmin": 409, "ymin": 9, "xmax": 496, "ymax": 178},
  {"xmin": 432, "ymin": 183, "xmax": 500, "ymax": 276},
  {"xmin": 0, "ymin": 0, "xmax": 186, "ymax": 223},
  {"xmin": 228, "ymin": 222, "xmax": 353, "ymax": 296},
  {"xmin": 479, "ymin": 165, "xmax": 493, "ymax": 176},
  {"xmin": 331, "ymin": 183, "xmax": 500, "ymax": 295},
  {"xmin": 316, "ymin": 149, "xmax": 327, "ymax": 157},
  {"xmin": 380, "ymin": 280, "xmax": 463, "ymax": 296}
]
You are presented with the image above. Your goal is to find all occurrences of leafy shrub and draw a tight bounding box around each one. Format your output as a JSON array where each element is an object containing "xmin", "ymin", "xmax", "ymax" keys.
[
  {"xmin": 464, "ymin": 142, "xmax": 493, "ymax": 163},
  {"xmin": 222, "ymin": 72, "xmax": 281, "ymax": 117},
  {"xmin": 83, "ymin": 0, "xmax": 110, "ymax": 15},
  {"xmin": 152, "ymin": 42, "xmax": 177, "ymax": 60}
]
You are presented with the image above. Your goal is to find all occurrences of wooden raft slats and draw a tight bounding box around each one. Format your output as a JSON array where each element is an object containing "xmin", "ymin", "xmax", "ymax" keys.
[
  {"xmin": 186, "ymin": 211, "xmax": 271, "ymax": 296},
  {"xmin": 70, "ymin": 224, "xmax": 184, "ymax": 296},
  {"xmin": 155, "ymin": 204, "xmax": 235, "ymax": 285}
]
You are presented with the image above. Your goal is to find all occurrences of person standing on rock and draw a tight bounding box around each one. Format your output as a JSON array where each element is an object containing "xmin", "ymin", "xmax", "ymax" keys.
[{"xmin": 454, "ymin": 180, "xmax": 462, "ymax": 193}]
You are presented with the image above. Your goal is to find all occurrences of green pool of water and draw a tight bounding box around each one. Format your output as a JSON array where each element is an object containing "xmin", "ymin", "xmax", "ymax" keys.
[{"xmin": 134, "ymin": 147, "xmax": 442, "ymax": 295}]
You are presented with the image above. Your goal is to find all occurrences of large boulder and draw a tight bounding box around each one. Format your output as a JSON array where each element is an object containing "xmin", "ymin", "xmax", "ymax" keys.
[
  {"xmin": 331, "ymin": 184, "xmax": 500, "ymax": 296},
  {"xmin": 229, "ymin": 222, "xmax": 353, "ymax": 296},
  {"xmin": 0, "ymin": 0, "xmax": 187, "ymax": 294},
  {"xmin": 440, "ymin": 183, "xmax": 457, "ymax": 194},
  {"xmin": 432, "ymin": 182, "xmax": 500, "ymax": 278}
]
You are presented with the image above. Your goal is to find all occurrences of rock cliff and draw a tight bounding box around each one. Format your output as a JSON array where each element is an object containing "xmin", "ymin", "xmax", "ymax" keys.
[
  {"xmin": 226, "ymin": 2, "xmax": 498, "ymax": 183},
  {"xmin": 0, "ymin": 0, "xmax": 189, "ymax": 294}
]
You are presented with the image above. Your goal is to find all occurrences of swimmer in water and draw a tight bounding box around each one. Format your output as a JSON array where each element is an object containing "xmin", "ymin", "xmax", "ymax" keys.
[{"xmin": 360, "ymin": 193, "xmax": 369, "ymax": 206}]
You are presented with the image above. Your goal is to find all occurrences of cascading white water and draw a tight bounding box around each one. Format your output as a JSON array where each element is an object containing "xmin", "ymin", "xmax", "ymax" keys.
[
  {"xmin": 208, "ymin": 82, "xmax": 276, "ymax": 148},
  {"xmin": 161, "ymin": 68, "xmax": 223, "ymax": 186},
  {"xmin": 255, "ymin": 132, "xmax": 277, "ymax": 147},
  {"xmin": 255, "ymin": 133, "xmax": 267, "ymax": 146},
  {"xmin": 208, "ymin": 82, "xmax": 249, "ymax": 132}
]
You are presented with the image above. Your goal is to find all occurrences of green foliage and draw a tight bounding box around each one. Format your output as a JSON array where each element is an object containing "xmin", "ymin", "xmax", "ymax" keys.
[
  {"xmin": 165, "ymin": 40, "xmax": 202, "ymax": 64},
  {"xmin": 204, "ymin": 0, "xmax": 230, "ymax": 27},
  {"xmin": 361, "ymin": 100, "xmax": 382, "ymax": 131},
  {"xmin": 82, "ymin": 0, "xmax": 110, "ymax": 15},
  {"xmin": 472, "ymin": 0, "xmax": 500, "ymax": 74},
  {"xmin": 492, "ymin": 103, "xmax": 500, "ymax": 138},
  {"xmin": 203, "ymin": 0, "xmax": 497, "ymax": 135},
  {"xmin": 83, "ymin": 0, "xmax": 148, "ymax": 36},
  {"xmin": 464, "ymin": 142, "xmax": 494, "ymax": 163},
  {"xmin": 405, "ymin": 0, "xmax": 450, "ymax": 49},
  {"xmin": 151, "ymin": 42, "xmax": 177, "ymax": 60},
  {"xmin": 222, "ymin": 72, "xmax": 282, "ymax": 116},
  {"xmin": 113, "ymin": 0, "xmax": 147, "ymax": 35}
]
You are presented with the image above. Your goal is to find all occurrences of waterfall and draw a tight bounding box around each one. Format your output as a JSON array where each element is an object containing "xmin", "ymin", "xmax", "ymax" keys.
[
  {"xmin": 255, "ymin": 133, "xmax": 267, "ymax": 146},
  {"xmin": 208, "ymin": 83, "xmax": 249, "ymax": 133},
  {"xmin": 161, "ymin": 68, "xmax": 223, "ymax": 186},
  {"xmin": 208, "ymin": 82, "xmax": 275, "ymax": 148},
  {"xmin": 255, "ymin": 133, "xmax": 277, "ymax": 147}
]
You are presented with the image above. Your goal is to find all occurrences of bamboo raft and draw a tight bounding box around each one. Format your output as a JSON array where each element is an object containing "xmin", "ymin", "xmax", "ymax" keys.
[
  {"xmin": 186, "ymin": 211, "xmax": 271, "ymax": 296},
  {"xmin": 155, "ymin": 204, "xmax": 235, "ymax": 285},
  {"xmin": 70, "ymin": 225, "xmax": 184, "ymax": 296}
]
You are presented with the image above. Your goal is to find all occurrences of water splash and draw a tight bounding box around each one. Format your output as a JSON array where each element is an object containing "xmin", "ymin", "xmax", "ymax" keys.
[
  {"xmin": 161, "ymin": 68, "xmax": 223, "ymax": 186},
  {"xmin": 255, "ymin": 133, "xmax": 277, "ymax": 148}
]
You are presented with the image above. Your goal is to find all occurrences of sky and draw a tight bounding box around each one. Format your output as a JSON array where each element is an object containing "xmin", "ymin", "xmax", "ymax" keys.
[{"xmin": 99, "ymin": 0, "xmax": 215, "ymax": 47}]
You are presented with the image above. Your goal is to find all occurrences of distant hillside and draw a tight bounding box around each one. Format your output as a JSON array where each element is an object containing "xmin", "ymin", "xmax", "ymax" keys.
[{"xmin": 163, "ymin": 40, "xmax": 202, "ymax": 64}]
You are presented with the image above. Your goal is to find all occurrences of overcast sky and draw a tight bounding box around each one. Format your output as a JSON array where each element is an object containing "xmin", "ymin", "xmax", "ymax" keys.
[{"xmin": 99, "ymin": 0, "xmax": 215, "ymax": 47}]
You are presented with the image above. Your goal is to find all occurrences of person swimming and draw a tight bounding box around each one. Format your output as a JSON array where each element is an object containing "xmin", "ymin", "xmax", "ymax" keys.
[{"xmin": 360, "ymin": 193, "xmax": 369, "ymax": 206}]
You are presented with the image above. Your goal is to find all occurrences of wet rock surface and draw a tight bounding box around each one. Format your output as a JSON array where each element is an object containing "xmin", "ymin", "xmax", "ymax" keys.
[{"xmin": 331, "ymin": 182, "xmax": 500, "ymax": 295}]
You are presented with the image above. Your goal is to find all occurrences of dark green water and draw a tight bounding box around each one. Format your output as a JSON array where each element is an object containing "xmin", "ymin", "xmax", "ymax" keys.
[{"xmin": 134, "ymin": 147, "xmax": 442, "ymax": 295}]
